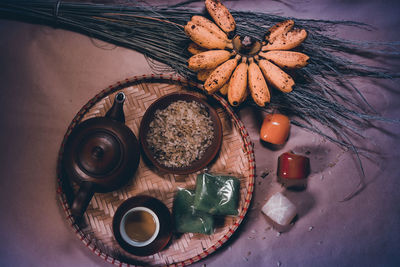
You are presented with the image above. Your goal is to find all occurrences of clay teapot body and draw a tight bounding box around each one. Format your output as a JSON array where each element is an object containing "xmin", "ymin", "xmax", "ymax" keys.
[{"xmin": 62, "ymin": 92, "xmax": 140, "ymax": 218}]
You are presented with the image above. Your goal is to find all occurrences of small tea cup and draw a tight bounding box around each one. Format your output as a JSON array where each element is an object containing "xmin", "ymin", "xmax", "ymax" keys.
[{"xmin": 113, "ymin": 195, "xmax": 173, "ymax": 256}]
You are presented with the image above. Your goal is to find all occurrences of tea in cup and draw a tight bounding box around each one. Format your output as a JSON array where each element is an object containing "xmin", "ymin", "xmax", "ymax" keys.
[
  {"xmin": 119, "ymin": 207, "xmax": 160, "ymax": 247},
  {"xmin": 113, "ymin": 195, "xmax": 172, "ymax": 256}
]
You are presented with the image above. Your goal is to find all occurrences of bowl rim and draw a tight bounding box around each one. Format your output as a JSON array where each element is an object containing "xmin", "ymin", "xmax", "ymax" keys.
[{"xmin": 138, "ymin": 91, "xmax": 223, "ymax": 175}]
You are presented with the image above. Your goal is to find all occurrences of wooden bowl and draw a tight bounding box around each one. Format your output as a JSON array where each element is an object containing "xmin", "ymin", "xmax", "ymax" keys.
[{"xmin": 139, "ymin": 92, "xmax": 223, "ymax": 175}]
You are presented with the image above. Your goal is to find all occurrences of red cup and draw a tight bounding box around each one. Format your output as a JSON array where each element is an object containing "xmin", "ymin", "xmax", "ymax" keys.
[{"xmin": 278, "ymin": 152, "xmax": 310, "ymax": 179}]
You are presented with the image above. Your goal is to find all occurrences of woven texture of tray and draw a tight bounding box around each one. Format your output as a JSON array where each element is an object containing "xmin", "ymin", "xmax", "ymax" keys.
[{"xmin": 57, "ymin": 75, "xmax": 255, "ymax": 266}]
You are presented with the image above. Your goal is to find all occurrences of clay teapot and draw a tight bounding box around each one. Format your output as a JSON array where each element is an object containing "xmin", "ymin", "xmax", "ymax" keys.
[{"xmin": 62, "ymin": 92, "xmax": 140, "ymax": 219}]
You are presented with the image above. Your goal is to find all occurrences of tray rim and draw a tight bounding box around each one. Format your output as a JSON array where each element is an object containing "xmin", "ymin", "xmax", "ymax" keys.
[{"xmin": 56, "ymin": 74, "xmax": 256, "ymax": 266}]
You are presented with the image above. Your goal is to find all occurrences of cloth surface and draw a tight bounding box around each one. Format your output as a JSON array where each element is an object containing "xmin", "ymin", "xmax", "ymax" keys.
[{"xmin": 0, "ymin": 0, "xmax": 399, "ymax": 266}]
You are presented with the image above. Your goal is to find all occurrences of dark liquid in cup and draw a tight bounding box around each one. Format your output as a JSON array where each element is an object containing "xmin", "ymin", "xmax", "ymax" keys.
[{"xmin": 124, "ymin": 210, "xmax": 157, "ymax": 243}]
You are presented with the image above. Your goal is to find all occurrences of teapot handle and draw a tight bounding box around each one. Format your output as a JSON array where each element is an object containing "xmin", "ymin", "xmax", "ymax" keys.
[{"xmin": 71, "ymin": 181, "xmax": 95, "ymax": 219}]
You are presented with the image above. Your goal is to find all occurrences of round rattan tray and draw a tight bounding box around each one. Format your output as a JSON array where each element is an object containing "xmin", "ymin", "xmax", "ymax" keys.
[{"xmin": 56, "ymin": 75, "xmax": 255, "ymax": 266}]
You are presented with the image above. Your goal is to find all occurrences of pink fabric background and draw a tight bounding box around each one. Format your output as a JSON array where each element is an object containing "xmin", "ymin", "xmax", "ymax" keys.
[{"xmin": 0, "ymin": 0, "xmax": 399, "ymax": 266}]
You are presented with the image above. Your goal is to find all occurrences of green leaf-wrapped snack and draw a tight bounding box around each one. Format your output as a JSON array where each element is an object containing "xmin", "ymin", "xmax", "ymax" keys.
[
  {"xmin": 193, "ymin": 173, "xmax": 240, "ymax": 216},
  {"xmin": 173, "ymin": 188, "xmax": 215, "ymax": 235}
]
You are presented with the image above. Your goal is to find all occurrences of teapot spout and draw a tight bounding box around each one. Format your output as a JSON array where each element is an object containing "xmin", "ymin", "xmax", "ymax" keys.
[{"xmin": 106, "ymin": 92, "xmax": 125, "ymax": 123}]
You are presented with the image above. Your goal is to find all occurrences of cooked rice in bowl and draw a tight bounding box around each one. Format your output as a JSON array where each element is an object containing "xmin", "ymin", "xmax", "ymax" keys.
[{"xmin": 146, "ymin": 100, "xmax": 215, "ymax": 168}]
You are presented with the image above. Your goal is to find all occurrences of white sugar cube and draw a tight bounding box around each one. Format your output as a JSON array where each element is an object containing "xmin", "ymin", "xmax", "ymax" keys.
[{"xmin": 262, "ymin": 192, "xmax": 297, "ymax": 226}]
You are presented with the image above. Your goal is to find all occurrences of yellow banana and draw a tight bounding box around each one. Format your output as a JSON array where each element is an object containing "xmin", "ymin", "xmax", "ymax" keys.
[
  {"xmin": 205, "ymin": 0, "xmax": 236, "ymax": 34},
  {"xmin": 257, "ymin": 58, "xmax": 295, "ymax": 93},
  {"xmin": 263, "ymin": 29, "xmax": 307, "ymax": 51},
  {"xmin": 228, "ymin": 58, "xmax": 248, "ymax": 106},
  {"xmin": 185, "ymin": 21, "xmax": 232, "ymax": 50},
  {"xmin": 265, "ymin": 20, "xmax": 294, "ymax": 42},
  {"xmin": 204, "ymin": 54, "xmax": 241, "ymax": 94},
  {"xmin": 258, "ymin": 51, "xmax": 309, "ymax": 69},
  {"xmin": 248, "ymin": 58, "xmax": 270, "ymax": 107},
  {"xmin": 191, "ymin": 15, "xmax": 228, "ymax": 40},
  {"xmin": 188, "ymin": 50, "xmax": 232, "ymax": 71}
]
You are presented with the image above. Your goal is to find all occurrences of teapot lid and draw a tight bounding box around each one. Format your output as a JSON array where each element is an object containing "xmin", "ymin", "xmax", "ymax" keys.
[{"xmin": 76, "ymin": 129, "xmax": 122, "ymax": 177}]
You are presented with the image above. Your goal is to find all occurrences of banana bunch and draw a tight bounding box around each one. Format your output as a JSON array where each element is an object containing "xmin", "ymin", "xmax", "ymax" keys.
[{"xmin": 185, "ymin": 0, "xmax": 309, "ymax": 107}]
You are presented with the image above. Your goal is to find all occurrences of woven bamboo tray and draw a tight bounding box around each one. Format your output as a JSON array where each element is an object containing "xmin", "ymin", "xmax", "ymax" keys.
[{"xmin": 57, "ymin": 75, "xmax": 255, "ymax": 266}]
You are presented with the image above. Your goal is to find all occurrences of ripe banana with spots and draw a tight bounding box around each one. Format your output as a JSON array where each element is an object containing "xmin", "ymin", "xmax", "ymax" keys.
[
  {"xmin": 228, "ymin": 58, "xmax": 248, "ymax": 106},
  {"xmin": 265, "ymin": 20, "xmax": 294, "ymax": 42},
  {"xmin": 197, "ymin": 69, "xmax": 229, "ymax": 95},
  {"xmin": 248, "ymin": 57, "xmax": 270, "ymax": 107},
  {"xmin": 191, "ymin": 15, "xmax": 228, "ymax": 40},
  {"xmin": 204, "ymin": 54, "xmax": 241, "ymax": 94},
  {"xmin": 198, "ymin": 68, "xmax": 229, "ymax": 95},
  {"xmin": 184, "ymin": 21, "xmax": 232, "ymax": 50},
  {"xmin": 257, "ymin": 57, "xmax": 295, "ymax": 93},
  {"xmin": 205, "ymin": 0, "xmax": 236, "ymax": 35},
  {"xmin": 258, "ymin": 51, "xmax": 309, "ymax": 69},
  {"xmin": 263, "ymin": 29, "xmax": 307, "ymax": 51},
  {"xmin": 188, "ymin": 50, "xmax": 232, "ymax": 71}
]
